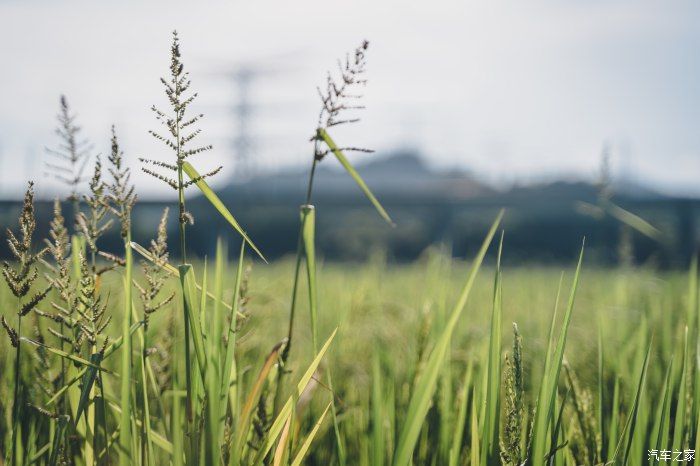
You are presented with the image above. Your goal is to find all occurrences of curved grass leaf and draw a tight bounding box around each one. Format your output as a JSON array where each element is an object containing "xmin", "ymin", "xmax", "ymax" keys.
[
  {"xmin": 181, "ymin": 161, "xmax": 266, "ymax": 262},
  {"xmin": 317, "ymin": 129, "xmax": 394, "ymax": 226}
]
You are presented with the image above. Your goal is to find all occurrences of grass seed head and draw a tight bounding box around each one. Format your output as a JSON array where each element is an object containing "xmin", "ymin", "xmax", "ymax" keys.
[
  {"xmin": 44, "ymin": 95, "xmax": 92, "ymax": 205},
  {"xmin": 106, "ymin": 125, "xmax": 136, "ymax": 238}
]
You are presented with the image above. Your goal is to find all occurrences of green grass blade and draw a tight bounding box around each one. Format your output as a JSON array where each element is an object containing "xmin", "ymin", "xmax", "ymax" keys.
[
  {"xmin": 19, "ymin": 337, "xmax": 112, "ymax": 373},
  {"xmin": 372, "ymin": 352, "xmax": 385, "ymax": 466},
  {"xmin": 232, "ymin": 340, "xmax": 285, "ymax": 462},
  {"xmin": 317, "ymin": 128, "xmax": 394, "ymax": 226},
  {"xmin": 203, "ymin": 258, "xmax": 223, "ymax": 466},
  {"xmin": 530, "ymin": 242, "xmax": 584, "ymax": 465},
  {"xmin": 672, "ymin": 327, "xmax": 689, "ymax": 453},
  {"xmin": 179, "ymin": 264, "xmax": 208, "ymax": 383},
  {"xmin": 607, "ymin": 376, "xmax": 620, "ymax": 463},
  {"xmin": 652, "ymin": 355, "xmax": 674, "ymax": 451},
  {"xmin": 220, "ymin": 242, "xmax": 245, "ymax": 429},
  {"xmin": 301, "ymin": 205, "xmax": 319, "ymax": 353},
  {"xmin": 252, "ymin": 328, "xmax": 338, "ymax": 465},
  {"xmin": 605, "ymin": 201, "xmax": 661, "ymax": 240},
  {"xmin": 118, "ymin": 237, "xmax": 133, "ymax": 466},
  {"xmin": 545, "ymin": 389, "xmax": 569, "ymax": 464},
  {"xmin": 481, "ymin": 231, "xmax": 503, "ymax": 465},
  {"xmin": 393, "ymin": 210, "xmax": 503, "ymax": 466},
  {"xmin": 211, "ymin": 238, "xmax": 226, "ymax": 373},
  {"xmin": 449, "ymin": 362, "xmax": 473, "ymax": 466},
  {"xmin": 470, "ymin": 388, "xmax": 480, "ymax": 466},
  {"xmin": 106, "ymin": 399, "xmax": 174, "ymax": 454},
  {"xmin": 181, "ymin": 161, "xmax": 266, "ymax": 262},
  {"xmin": 45, "ymin": 322, "xmax": 142, "ymax": 405},
  {"xmin": 610, "ymin": 340, "xmax": 652, "ymax": 464},
  {"xmin": 131, "ymin": 240, "xmax": 246, "ymax": 320},
  {"xmin": 290, "ymin": 402, "xmax": 332, "ymax": 466},
  {"xmin": 47, "ymin": 416, "xmax": 68, "ymax": 466},
  {"xmin": 75, "ymin": 351, "xmax": 104, "ymax": 424}
]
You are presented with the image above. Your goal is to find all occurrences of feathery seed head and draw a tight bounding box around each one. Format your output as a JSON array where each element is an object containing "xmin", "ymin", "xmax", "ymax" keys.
[
  {"xmin": 45, "ymin": 96, "xmax": 92, "ymax": 204},
  {"xmin": 141, "ymin": 31, "xmax": 218, "ymax": 194},
  {"xmin": 3, "ymin": 182, "xmax": 49, "ymax": 307},
  {"xmin": 106, "ymin": 126, "xmax": 136, "ymax": 238}
]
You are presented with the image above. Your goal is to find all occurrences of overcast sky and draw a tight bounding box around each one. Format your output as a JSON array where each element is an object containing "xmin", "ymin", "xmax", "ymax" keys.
[{"xmin": 1, "ymin": 0, "xmax": 699, "ymax": 199}]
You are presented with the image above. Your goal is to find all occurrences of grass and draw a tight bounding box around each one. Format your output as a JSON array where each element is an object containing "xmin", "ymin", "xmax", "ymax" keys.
[
  {"xmin": 0, "ymin": 30, "xmax": 697, "ymax": 466},
  {"xmin": 2, "ymin": 250, "xmax": 699, "ymax": 465}
]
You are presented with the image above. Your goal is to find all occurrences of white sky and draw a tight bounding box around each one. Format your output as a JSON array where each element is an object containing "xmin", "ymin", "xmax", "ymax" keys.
[{"xmin": 0, "ymin": 0, "xmax": 699, "ymax": 198}]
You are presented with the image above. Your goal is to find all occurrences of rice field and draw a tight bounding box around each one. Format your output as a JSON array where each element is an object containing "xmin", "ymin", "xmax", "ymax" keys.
[{"xmin": 0, "ymin": 31, "xmax": 696, "ymax": 466}]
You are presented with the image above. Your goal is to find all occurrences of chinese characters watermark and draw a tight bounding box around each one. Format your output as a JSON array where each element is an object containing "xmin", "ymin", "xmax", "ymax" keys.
[{"xmin": 648, "ymin": 449, "xmax": 695, "ymax": 462}]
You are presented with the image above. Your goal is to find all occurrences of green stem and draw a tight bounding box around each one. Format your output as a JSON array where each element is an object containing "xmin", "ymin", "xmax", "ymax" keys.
[
  {"xmin": 305, "ymin": 157, "xmax": 318, "ymax": 205},
  {"xmin": 119, "ymin": 233, "xmax": 133, "ymax": 466},
  {"xmin": 273, "ymin": 139, "xmax": 320, "ymax": 415},
  {"xmin": 273, "ymin": 228, "xmax": 304, "ymax": 415},
  {"xmin": 11, "ymin": 302, "xmax": 22, "ymax": 466}
]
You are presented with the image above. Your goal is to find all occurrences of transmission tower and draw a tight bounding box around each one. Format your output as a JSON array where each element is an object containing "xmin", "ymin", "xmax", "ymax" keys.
[{"xmin": 230, "ymin": 67, "xmax": 255, "ymax": 180}]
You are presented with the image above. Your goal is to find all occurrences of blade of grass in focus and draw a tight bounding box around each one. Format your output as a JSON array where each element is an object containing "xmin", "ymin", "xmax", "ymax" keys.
[
  {"xmin": 393, "ymin": 210, "xmax": 503, "ymax": 466},
  {"xmin": 290, "ymin": 402, "xmax": 332, "ymax": 466},
  {"xmin": 481, "ymin": 231, "xmax": 503, "ymax": 465},
  {"xmin": 118, "ymin": 238, "xmax": 133, "ymax": 466},
  {"xmin": 182, "ymin": 161, "xmax": 266, "ymax": 262},
  {"xmin": 529, "ymin": 242, "xmax": 584, "ymax": 465},
  {"xmin": 252, "ymin": 328, "xmax": 338, "ymax": 465}
]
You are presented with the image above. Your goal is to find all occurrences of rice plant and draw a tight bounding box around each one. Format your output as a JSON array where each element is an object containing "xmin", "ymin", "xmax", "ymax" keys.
[{"xmin": 1, "ymin": 28, "xmax": 699, "ymax": 466}]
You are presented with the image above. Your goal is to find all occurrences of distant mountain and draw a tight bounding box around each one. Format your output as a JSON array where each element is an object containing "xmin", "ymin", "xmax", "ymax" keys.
[
  {"xmin": 222, "ymin": 150, "xmax": 668, "ymax": 207},
  {"xmin": 222, "ymin": 149, "xmax": 494, "ymax": 201}
]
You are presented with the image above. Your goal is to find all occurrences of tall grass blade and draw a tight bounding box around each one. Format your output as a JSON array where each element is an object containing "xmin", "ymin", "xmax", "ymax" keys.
[
  {"xmin": 118, "ymin": 238, "xmax": 133, "ymax": 466},
  {"xmin": 652, "ymin": 356, "xmax": 674, "ymax": 451},
  {"xmin": 220, "ymin": 242, "xmax": 245, "ymax": 427},
  {"xmin": 530, "ymin": 241, "xmax": 584, "ymax": 465},
  {"xmin": 301, "ymin": 205, "xmax": 319, "ymax": 353},
  {"xmin": 449, "ymin": 362, "xmax": 473, "ymax": 466},
  {"xmin": 610, "ymin": 340, "xmax": 652, "ymax": 465},
  {"xmin": 290, "ymin": 402, "xmax": 332, "ymax": 466},
  {"xmin": 372, "ymin": 352, "xmax": 385, "ymax": 466},
  {"xmin": 179, "ymin": 264, "xmax": 208, "ymax": 383},
  {"xmin": 482, "ymin": 231, "xmax": 504, "ymax": 465},
  {"xmin": 252, "ymin": 328, "xmax": 338, "ymax": 465},
  {"xmin": 393, "ymin": 210, "xmax": 503, "ymax": 466},
  {"xmin": 75, "ymin": 352, "xmax": 104, "ymax": 424},
  {"xmin": 272, "ymin": 417, "xmax": 292, "ymax": 466},
  {"xmin": 232, "ymin": 340, "xmax": 285, "ymax": 463},
  {"xmin": 470, "ymin": 388, "xmax": 480, "ymax": 466},
  {"xmin": 672, "ymin": 327, "xmax": 689, "ymax": 454}
]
